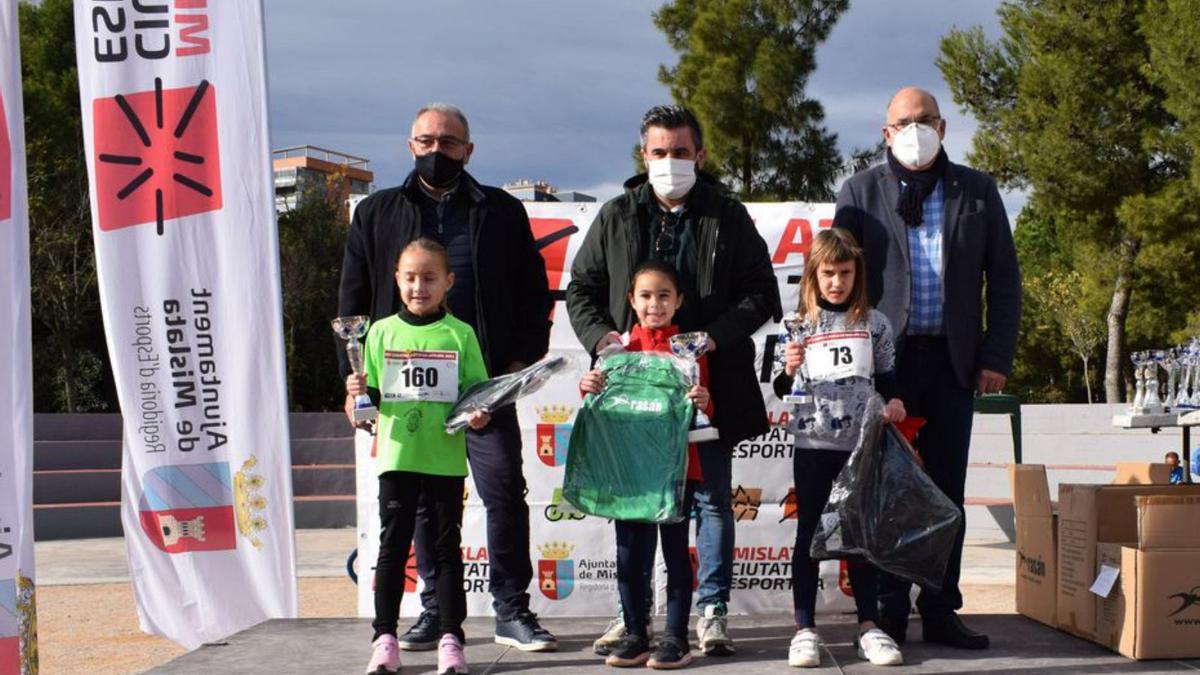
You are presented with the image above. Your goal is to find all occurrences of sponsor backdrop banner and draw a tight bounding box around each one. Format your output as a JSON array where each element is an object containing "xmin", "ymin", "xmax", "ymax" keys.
[
  {"xmin": 74, "ymin": 1, "xmax": 297, "ymax": 648},
  {"xmin": 1, "ymin": 1, "xmax": 38, "ymax": 671},
  {"xmin": 358, "ymin": 201, "xmax": 851, "ymax": 617}
]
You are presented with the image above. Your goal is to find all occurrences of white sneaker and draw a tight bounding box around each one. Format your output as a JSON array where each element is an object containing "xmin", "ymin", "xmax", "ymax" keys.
[
  {"xmin": 858, "ymin": 628, "xmax": 903, "ymax": 666},
  {"xmin": 593, "ymin": 616, "xmax": 626, "ymax": 655},
  {"xmin": 696, "ymin": 604, "xmax": 734, "ymax": 656},
  {"xmin": 592, "ymin": 614, "xmax": 653, "ymax": 655},
  {"xmin": 788, "ymin": 629, "xmax": 820, "ymax": 668}
]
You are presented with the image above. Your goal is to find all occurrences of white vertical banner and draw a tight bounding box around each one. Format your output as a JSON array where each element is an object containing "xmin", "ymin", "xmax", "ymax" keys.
[
  {"xmin": 73, "ymin": 1, "xmax": 297, "ymax": 648},
  {"xmin": 0, "ymin": 2, "xmax": 38, "ymax": 671},
  {"xmin": 355, "ymin": 200, "xmax": 846, "ymax": 618}
]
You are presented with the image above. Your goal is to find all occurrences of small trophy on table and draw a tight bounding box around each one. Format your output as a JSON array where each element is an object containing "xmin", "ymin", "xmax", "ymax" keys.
[
  {"xmin": 781, "ymin": 311, "xmax": 811, "ymax": 404},
  {"xmin": 331, "ymin": 315, "xmax": 378, "ymax": 424},
  {"xmin": 668, "ymin": 331, "xmax": 720, "ymax": 442}
]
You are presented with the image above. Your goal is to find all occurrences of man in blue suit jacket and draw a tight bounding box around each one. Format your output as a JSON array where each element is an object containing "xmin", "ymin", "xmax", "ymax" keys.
[{"xmin": 834, "ymin": 87, "xmax": 1022, "ymax": 650}]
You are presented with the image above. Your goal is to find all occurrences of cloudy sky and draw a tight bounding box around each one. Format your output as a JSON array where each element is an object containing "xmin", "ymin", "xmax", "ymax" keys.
[{"xmin": 263, "ymin": 1, "xmax": 1020, "ymax": 214}]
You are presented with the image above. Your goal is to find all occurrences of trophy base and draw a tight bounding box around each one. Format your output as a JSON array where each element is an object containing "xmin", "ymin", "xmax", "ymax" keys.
[
  {"xmin": 352, "ymin": 407, "xmax": 379, "ymax": 423},
  {"xmin": 688, "ymin": 426, "xmax": 720, "ymax": 442},
  {"xmin": 783, "ymin": 394, "xmax": 811, "ymax": 404}
]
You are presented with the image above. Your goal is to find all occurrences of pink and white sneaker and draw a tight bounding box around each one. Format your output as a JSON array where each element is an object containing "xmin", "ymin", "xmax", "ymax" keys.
[
  {"xmin": 437, "ymin": 633, "xmax": 469, "ymax": 674},
  {"xmin": 366, "ymin": 634, "xmax": 401, "ymax": 674}
]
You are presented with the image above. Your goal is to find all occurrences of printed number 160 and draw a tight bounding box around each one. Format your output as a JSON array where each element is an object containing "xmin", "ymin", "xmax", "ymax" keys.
[{"xmin": 400, "ymin": 365, "xmax": 439, "ymax": 388}]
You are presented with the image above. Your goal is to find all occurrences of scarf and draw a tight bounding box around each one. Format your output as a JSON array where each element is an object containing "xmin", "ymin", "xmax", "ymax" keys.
[{"xmin": 886, "ymin": 147, "xmax": 948, "ymax": 227}]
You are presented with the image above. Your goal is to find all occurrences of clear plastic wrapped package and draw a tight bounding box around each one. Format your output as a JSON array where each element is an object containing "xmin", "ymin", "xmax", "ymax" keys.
[
  {"xmin": 809, "ymin": 397, "xmax": 963, "ymax": 590},
  {"xmin": 444, "ymin": 356, "xmax": 568, "ymax": 433},
  {"xmin": 562, "ymin": 351, "xmax": 693, "ymax": 524}
]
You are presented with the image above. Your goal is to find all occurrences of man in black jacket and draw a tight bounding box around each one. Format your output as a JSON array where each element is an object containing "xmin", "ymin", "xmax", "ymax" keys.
[
  {"xmin": 338, "ymin": 103, "xmax": 556, "ymax": 652},
  {"xmin": 834, "ymin": 87, "xmax": 1021, "ymax": 650},
  {"xmin": 567, "ymin": 105, "xmax": 781, "ymax": 658}
]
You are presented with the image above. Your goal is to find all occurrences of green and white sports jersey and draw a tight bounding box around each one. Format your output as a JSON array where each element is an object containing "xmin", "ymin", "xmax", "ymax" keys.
[
  {"xmin": 563, "ymin": 351, "xmax": 692, "ymax": 523},
  {"xmin": 364, "ymin": 313, "xmax": 488, "ymax": 477}
]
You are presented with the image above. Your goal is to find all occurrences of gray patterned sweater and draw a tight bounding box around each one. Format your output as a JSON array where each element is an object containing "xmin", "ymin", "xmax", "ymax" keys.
[{"xmin": 771, "ymin": 301, "xmax": 899, "ymax": 452}]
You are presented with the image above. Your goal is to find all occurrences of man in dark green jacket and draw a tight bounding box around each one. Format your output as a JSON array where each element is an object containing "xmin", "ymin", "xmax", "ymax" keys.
[{"xmin": 566, "ymin": 105, "xmax": 781, "ymax": 658}]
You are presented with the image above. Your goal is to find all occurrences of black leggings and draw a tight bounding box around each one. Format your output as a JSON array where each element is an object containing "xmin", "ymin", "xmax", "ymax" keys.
[
  {"xmin": 792, "ymin": 448, "xmax": 879, "ymax": 628},
  {"xmin": 373, "ymin": 470, "xmax": 466, "ymax": 641},
  {"xmin": 615, "ymin": 486, "xmax": 694, "ymax": 640}
]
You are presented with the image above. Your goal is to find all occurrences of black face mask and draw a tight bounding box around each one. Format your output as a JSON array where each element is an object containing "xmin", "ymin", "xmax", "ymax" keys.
[{"xmin": 414, "ymin": 151, "xmax": 464, "ymax": 188}]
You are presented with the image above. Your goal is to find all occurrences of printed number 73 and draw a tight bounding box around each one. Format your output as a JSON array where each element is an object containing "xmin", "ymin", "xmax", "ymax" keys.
[{"xmin": 830, "ymin": 346, "xmax": 853, "ymax": 366}]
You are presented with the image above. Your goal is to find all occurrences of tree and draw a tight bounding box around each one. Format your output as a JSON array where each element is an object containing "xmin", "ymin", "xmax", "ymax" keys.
[
  {"xmin": 21, "ymin": 0, "xmax": 113, "ymax": 412},
  {"xmin": 653, "ymin": 0, "xmax": 847, "ymax": 201},
  {"xmin": 276, "ymin": 178, "xmax": 350, "ymax": 412},
  {"xmin": 1039, "ymin": 270, "xmax": 1105, "ymax": 403},
  {"xmin": 938, "ymin": 0, "xmax": 1188, "ymax": 403}
]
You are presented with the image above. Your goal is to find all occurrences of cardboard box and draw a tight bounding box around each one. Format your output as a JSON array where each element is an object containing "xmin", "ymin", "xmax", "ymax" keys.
[
  {"xmin": 1114, "ymin": 462, "xmax": 1170, "ymax": 485},
  {"xmin": 1010, "ymin": 464, "xmax": 1057, "ymax": 627},
  {"xmin": 1056, "ymin": 482, "xmax": 1200, "ymax": 640},
  {"xmin": 1093, "ymin": 541, "xmax": 1131, "ymax": 651},
  {"xmin": 1092, "ymin": 496, "xmax": 1200, "ymax": 659},
  {"xmin": 1138, "ymin": 495, "xmax": 1200, "ymax": 549}
]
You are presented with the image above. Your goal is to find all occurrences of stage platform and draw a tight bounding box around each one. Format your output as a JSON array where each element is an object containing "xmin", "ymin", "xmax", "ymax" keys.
[{"xmin": 150, "ymin": 614, "xmax": 1200, "ymax": 674}]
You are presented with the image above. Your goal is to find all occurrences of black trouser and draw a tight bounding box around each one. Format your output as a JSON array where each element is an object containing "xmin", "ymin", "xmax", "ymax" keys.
[
  {"xmin": 792, "ymin": 448, "xmax": 879, "ymax": 628},
  {"xmin": 373, "ymin": 470, "xmax": 466, "ymax": 642},
  {"xmin": 415, "ymin": 405, "xmax": 532, "ymax": 620},
  {"xmin": 879, "ymin": 337, "xmax": 973, "ymax": 621},
  {"xmin": 615, "ymin": 486, "xmax": 695, "ymax": 641}
]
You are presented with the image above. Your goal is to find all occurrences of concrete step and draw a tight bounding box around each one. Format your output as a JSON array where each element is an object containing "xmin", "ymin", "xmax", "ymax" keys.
[
  {"xmin": 33, "ymin": 440, "xmax": 123, "ymax": 471},
  {"xmin": 33, "ymin": 465, "xmax": 356, "ymax": 505},
  {"xmin": 291, "ymin": 437, "xmax": 354, "ymax": 466},
  {"xmin": 32, "ymin": 496, "xmax": 356, "ymax": 541},
  {"xmin": 33, "ymin": 414, "xmax": 123, "ymax": 441}
]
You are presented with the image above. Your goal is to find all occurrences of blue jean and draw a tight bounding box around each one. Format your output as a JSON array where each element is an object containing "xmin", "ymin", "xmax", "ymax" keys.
[{"xmin": 694, "ymin": 440, "xmax": 734, "ymax": 612}]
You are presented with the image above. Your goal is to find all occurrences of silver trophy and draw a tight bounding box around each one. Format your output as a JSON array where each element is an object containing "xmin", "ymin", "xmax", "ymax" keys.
[
  {"xmin": 331, "ymin": 315, "xmax": 379, "ymax": 423},
  {"xmin": 781, "ymin": 311, "xmax": 811, "ymax": 404},
  {"xmin": 1164, "ymin": 347, "xmax": 1180, "ymax": 410},
  {"xmin": 1130, "ymin": 350, "xmax": 1146, "ymax": 414},
  {"xmin": 668, "ymin": 331, "xmax": 720, "ymax": 442},
  {"xmin": 1146, "ymin": 349, "xmax": 1165, "ymax": 413}
]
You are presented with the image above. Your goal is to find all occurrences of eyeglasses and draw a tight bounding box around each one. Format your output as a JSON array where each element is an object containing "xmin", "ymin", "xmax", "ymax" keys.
[
  {"xmin": 410, "ymin": 134, "xmax": 468, "ymax": 152},
  {"xmin": 887, "ymin": 115, "xmax": 941, "ymax": 131},
  {"xmin": 655, "ymin": 213, "xmax": 678, "ymax": 254}
]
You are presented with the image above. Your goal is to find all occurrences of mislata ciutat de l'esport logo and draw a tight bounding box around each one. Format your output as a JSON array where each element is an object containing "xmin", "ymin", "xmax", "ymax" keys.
[
  {"xmin": 94, "ymin": 77, "xmax": 222, "ymax": 235},
  {"xmin": 0, "ymin": 86, "xmax": 10, "ymax": 222}
]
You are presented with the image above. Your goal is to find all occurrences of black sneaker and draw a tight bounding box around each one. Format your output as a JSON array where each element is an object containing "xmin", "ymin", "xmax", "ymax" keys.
[
  {"xmin": 604, "ymin": 633, "xmax": 651, "ymax": 667},
  {"xmin": 647, "ymin": 635, "xmax": 693, "ymax": 670},
  {"xmin": 395, "ymin": 609, "xmax": 439, "ymax": 651},
  {"xmin": 494, "ymin": 610, "xmax": 558, "ymax": 652}
]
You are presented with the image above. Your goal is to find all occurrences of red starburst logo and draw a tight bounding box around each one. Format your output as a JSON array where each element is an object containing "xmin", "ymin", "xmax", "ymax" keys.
[
  {"xmin": 0, "ymin": 86, "xmax": 11, "ymax": 222},
  {"xmin": 94, "ymin": 78, "xmax": 222, "ymax": 235}
]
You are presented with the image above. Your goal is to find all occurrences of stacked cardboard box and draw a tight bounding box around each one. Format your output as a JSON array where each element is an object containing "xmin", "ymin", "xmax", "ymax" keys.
[
  {"xmin": 1095, "ymin": 495, "xmax": 1200, "ymax": 659},
  {"xmin": 1011, "ymin": 463, "xmax": 1200, "ymax": 659}
]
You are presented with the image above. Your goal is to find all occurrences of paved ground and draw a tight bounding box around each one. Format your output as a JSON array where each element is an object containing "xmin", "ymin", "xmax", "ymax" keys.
[
  {"xmin": 44, "ymin": 530, "xmax": 1191, "ymax": 673},
  {"xmin": 149, "ymin": 614, "xmax": 1200, "ymax": 674}
]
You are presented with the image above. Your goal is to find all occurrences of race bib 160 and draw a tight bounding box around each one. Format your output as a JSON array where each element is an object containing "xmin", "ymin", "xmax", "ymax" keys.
[{"xmin": 382, "ymin": 350, "xmax": 459, "ymax": 403}]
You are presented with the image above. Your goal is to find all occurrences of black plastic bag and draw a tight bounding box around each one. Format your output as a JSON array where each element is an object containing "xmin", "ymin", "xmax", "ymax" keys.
[
  {"xmin": 809, "ymin": 397, "xmax": 963, "ymax": 590},
  {"xmin": 444, "ymin": 356, "xmax": 567, "ymax": 432}
]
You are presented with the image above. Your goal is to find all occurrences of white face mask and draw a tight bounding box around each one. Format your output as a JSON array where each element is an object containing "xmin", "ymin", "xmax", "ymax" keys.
[
  {"xmin": 890, "ymin": 123, "xmax": 942, "ymax": 169},
  {"xmin": 647, "ymin": 158, "xmax": 697, "ymax": 200}
]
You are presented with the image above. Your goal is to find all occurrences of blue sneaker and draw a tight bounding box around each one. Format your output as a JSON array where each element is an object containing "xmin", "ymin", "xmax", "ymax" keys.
[{"xmin": 494, "ymin": 610, "xmax": 557, "ymax": 652}]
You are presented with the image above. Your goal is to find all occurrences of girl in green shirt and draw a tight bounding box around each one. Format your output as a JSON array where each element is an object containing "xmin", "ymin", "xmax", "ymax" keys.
[{"xmin": 349, "ymin": 238, "xmax": 489, "ymax": 675}]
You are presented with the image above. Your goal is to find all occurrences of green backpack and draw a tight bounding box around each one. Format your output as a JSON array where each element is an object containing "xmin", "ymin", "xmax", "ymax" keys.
[{"xmin": 563, "ymin": 351, "xmax": 692, "ymax": 523}]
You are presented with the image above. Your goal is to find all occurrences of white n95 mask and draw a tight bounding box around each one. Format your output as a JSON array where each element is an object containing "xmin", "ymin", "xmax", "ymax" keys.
[{"xmin": 891, "ymin": 123, "xmax": 942, "ymax": 169}]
